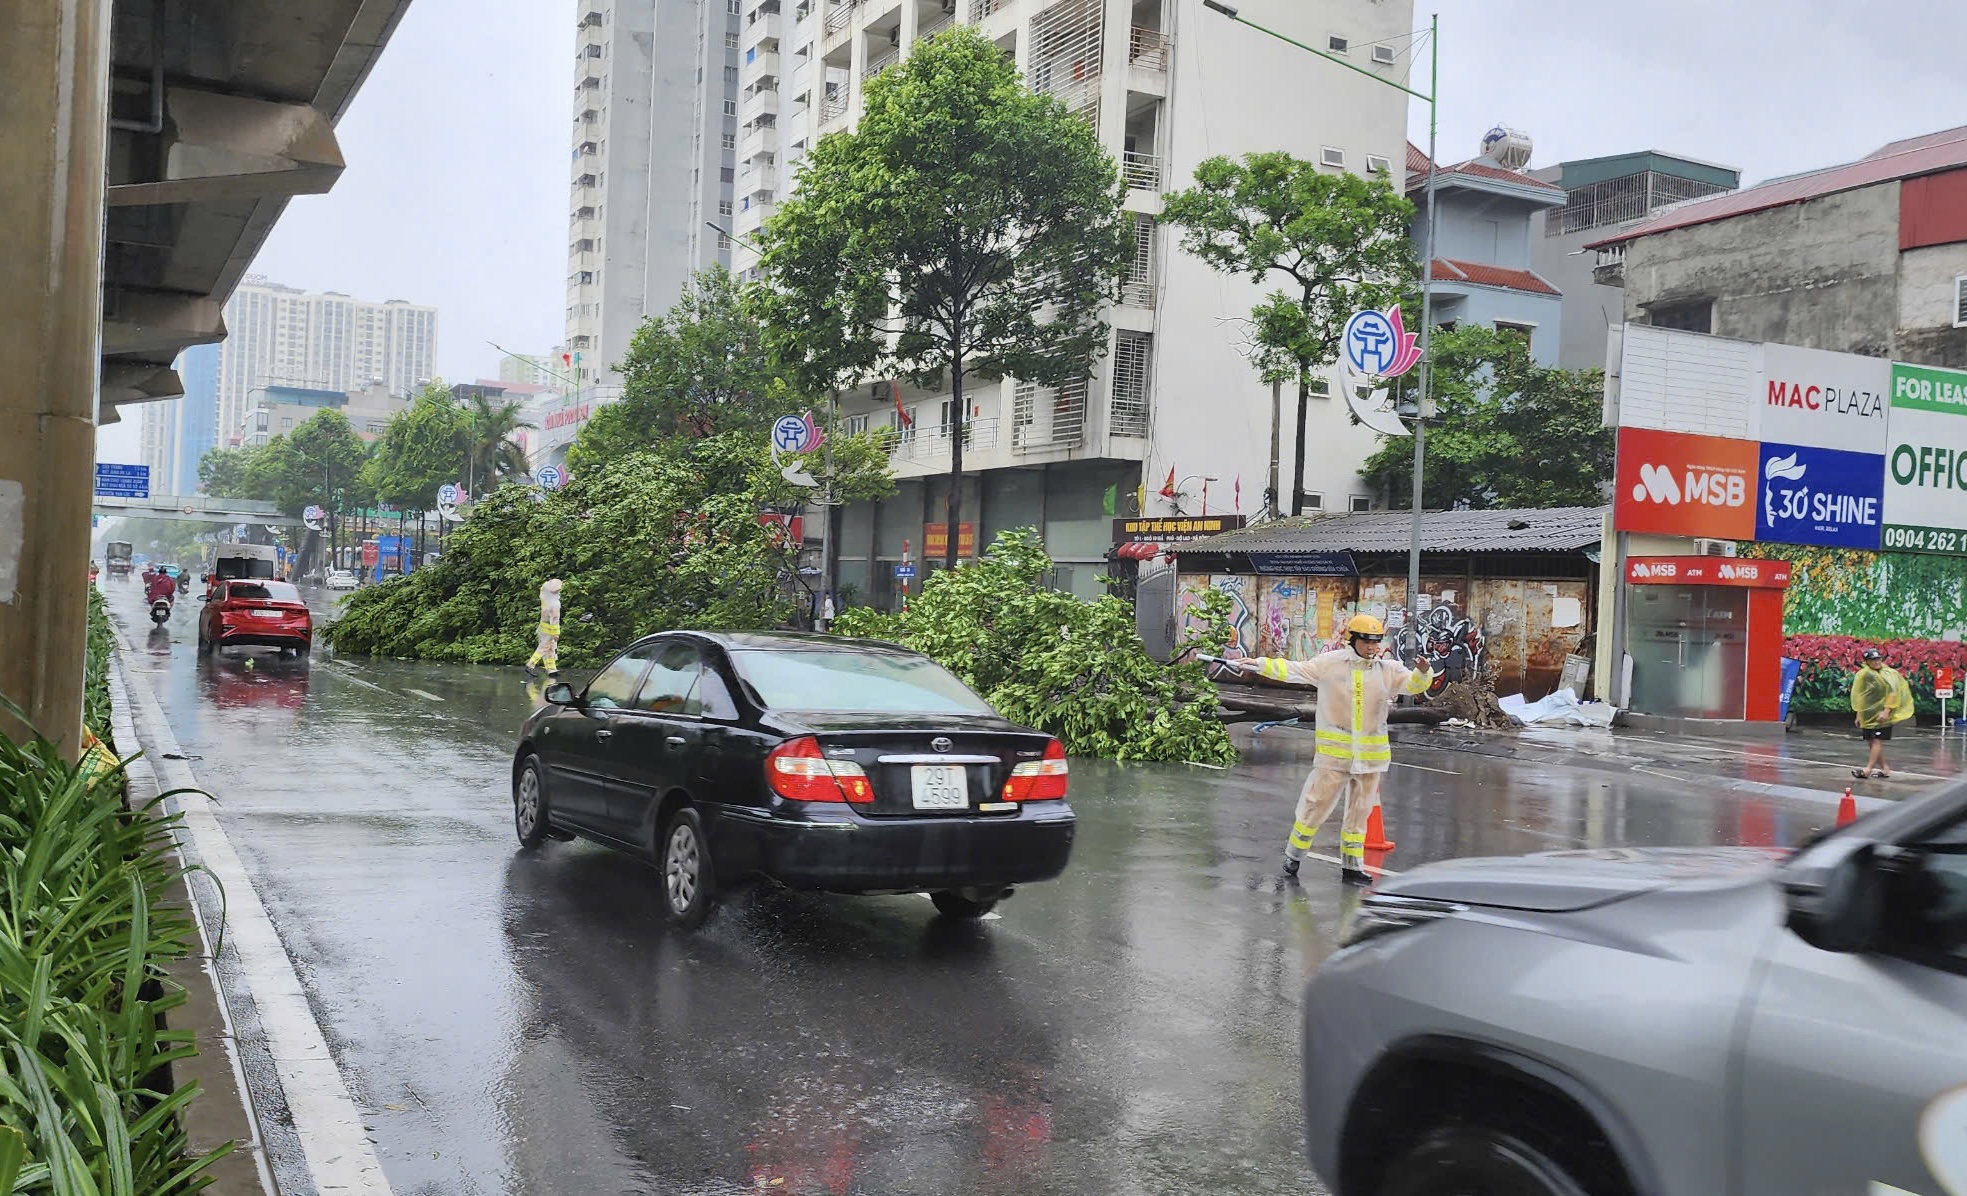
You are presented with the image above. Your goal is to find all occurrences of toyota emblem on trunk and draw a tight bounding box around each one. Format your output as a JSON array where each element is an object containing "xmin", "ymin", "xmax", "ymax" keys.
[{"xmin": 931, "ymin": 737, "xmax": 953, "ymax": 753}]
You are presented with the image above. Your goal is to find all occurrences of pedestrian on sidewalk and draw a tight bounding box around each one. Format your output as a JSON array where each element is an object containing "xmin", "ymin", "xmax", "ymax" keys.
[
  {"xmin": 1230, "ymin": 613, "xmax": 1433, "ymax": 884},
  {"xmin": 1851, "ymin": 647, "xmax": 1913, "ymax": 779},
  {"xmin": 526, "ymin": 578, "xmax": 564, "ymax": 677}
]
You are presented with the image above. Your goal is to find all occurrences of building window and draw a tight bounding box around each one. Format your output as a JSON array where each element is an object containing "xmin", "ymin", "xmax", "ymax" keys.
[
  {"xmin": 718, "ymin": 199, "xmax": 733, "ymax": 216},
  {"xmin": 725, "ymin": 65, "xmax": 739, "ymax": 83},
  {"xmin": 1320, "ymin": 146, "xmax": 1345, "ymax": 169},
  {"xmin": 1327, "ymin": 35, "xmax": 1348, "ymax": 53},
  {"xmin": 726, "ymin": 32, "xmax": 740, "ymax": 48},
  {"xmin": 724, "ymin": 98, "xmax": 738, "ymax": 116},
  {"xmin": 728, "ymin": 0, "xmax": 741, "ymax": 11},
  {"xmin": 281, "ymin": 417, "xmax": 293, "ymax": 429},
  {"xmin": 841, "ymin": 413, "xmax": 869, "ymax": 437},
  {"xmin": 1308, "ymin": 376, "xmax": 1331, "ymax": 397},
  {"xmin": 717, "ymin": 234, "xmax": 732, "ymax": 249},
  {"xmin": 1365, "ymin": 153, "xmax": 1391, "ymax": 174},
  {"xmin": 1649, "ymin": 299, "xmax": 1713, "ymax": 333},
  {"xmin": 1301, "ymin": 492, "xmax": 1324, "ymax": 511},
  {"xmin": 720, "ymin": 167, "xmax": 735, "ymax": 182},
  {"xmin": 1349, "ymin": 495, "xmax": 1372, "ymax": 513},
  {"xmin": 722, "ymin": 132, "xmax": 736, "ymax": 149},
  {"xmin": 1955, "ymin": 275, "xmax": 1967, "ymax": 328},
  {"xmin": 1495, "ymin": 320, "xmax": 1535, "ymax": 347}
]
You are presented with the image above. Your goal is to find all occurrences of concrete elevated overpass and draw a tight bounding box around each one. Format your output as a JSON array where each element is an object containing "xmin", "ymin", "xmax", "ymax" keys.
[
  {"xmin": 4, "ymin": 0, "xmax": 416, "ymax": 752},
  {"xmin": 93, "ymin": 495, "xmax": 302, "ymax": 528}
]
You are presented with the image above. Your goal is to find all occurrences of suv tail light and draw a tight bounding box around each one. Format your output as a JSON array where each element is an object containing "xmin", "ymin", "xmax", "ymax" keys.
[
  {"xmin": 766, "ymin": 736, "xmax": 873, "ymax": 803},
  {"xmin": 1001, "ymin": 739, "xmax": 1068, "ymax": 802}
]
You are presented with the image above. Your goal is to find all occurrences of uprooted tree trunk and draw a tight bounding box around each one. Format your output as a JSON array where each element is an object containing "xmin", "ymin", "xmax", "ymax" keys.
[{"xmin": 1423, "ymin": 660, "xmax": 1514, "ymax": 729}]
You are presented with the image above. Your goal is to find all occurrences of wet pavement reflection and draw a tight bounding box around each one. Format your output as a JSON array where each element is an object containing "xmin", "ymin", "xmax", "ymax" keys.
[{"xmin": 102, "ymin": 581, "xmax": 1932, "ymax": 1195}]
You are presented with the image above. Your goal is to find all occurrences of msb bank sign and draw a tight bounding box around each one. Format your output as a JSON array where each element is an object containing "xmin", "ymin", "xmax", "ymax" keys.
[{"xmin": 1609, "ymin": 326, "xmax": 1966, "ymax": 556}]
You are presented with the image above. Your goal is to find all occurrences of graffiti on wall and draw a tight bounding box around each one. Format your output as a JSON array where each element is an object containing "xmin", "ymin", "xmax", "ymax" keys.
[
  {"xmin": 1212, "ymin": 574, "xmax": 1257, "ymax": 656},
  {"xmin": 1392, "ymin": 603, "xmax": 1486, "ymax": 696}
]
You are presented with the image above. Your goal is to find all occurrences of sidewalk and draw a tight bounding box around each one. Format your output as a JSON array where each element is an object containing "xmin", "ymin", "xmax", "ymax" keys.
[{"xmin": 1393, "ymin": 719, "xmax": 1965, "ymax": 804}]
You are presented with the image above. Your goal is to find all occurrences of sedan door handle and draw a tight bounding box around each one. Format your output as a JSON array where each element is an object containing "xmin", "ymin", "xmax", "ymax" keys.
[
  {"xmin": 666, "ymin": 736, "xmax": 687, "ymax": 747},
  {"xmin": 595, "ymin": 728, "xmax": 613, "ymax": 740}
]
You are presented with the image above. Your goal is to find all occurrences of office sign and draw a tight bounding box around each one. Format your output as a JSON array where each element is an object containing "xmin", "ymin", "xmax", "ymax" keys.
[
  {"xmin": 1757, "ymin": 343, "xmax": 1890, "ymax": 453},
  {"xmin": 1246, "ymin": 551, "xmax": 1358, "ymax": 577},
  {"xmin": 1882, "ymin": 362, "xmax": 1967, "ymax": 554},
  {"xmin": 1613, "ymin": 426, "xmax": 1759, "ymax": 540},
  {"xmin": 1755, "ymin": 442, "xmax": 1886, "ymax": 550},
  {"xmin": 1112, "ymin": 515, "xmax": 1246, "ymax": 544}
]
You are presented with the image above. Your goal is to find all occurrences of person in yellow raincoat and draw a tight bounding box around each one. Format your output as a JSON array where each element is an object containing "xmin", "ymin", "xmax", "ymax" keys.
[
  {"xmin": 1230, "ymin": 613, "xmax": 1433, "ymax": 884},
  {"xmin": 1850, "ymin": 647, "xmax": 1913, "ymax": 780},
  {"xmin": 526, "ymin": 578, "xmax": 563, "ymax": 677}
]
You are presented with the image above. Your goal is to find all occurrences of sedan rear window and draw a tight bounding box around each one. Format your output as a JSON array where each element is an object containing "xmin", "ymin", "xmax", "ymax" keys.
[
  {"xmin": 230, "ymin": 582, "xmax": 302, "ymax": 602},
  {"xmin": 730, "ymin": 648, "xmax": 994, "ymax": 715}
]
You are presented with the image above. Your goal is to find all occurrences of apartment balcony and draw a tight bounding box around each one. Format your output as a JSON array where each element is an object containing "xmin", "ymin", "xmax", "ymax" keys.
[
  {"xmin": 1120, "ymin": 214, "xmax": 1156, "ymax": 307},
  {"xmin": 1593, "ymin": 242, "xmax": 1627, "ymax": 287},
  {"xmin": 863, "ymin": 47, "xmax": 899, "ymax": 80},
  {"xmin": 741, "ymin": 82, "xmax": 781, "ymax": 122},
  {"xmin": 918, "ymin": 7, "xmax": 955, "ymax": 39},
  {"xmin": 743, "ymin": 4, "xmax": 781, "ymax": 48},
  {"xmin": 820, "ymin": 88, "xmax": 851, "ymax": 125},
  {"xmin": 889, "ymin": 417, "xmax": 1000, "ymax": 465},
  {"xmin": 1009, "ymin": 380, "xmax": 1086, "ymax": 454},
  {"xmin": 740, "ymin": 124, "xmax": 780, "ymax": 162},
  {"xmin": 744, "ymin": 49, "xmax": 782, "ymax": 79},
  {"xmin": 824, "ymin": 0, "xmax": 858, "ymax": 43},
  {"xmin": 1121, "ymin": 150, "xmax": 1163, "ymax": 191},
  {"xmin": 1128, "ymin": 26, "xmax": 1170, "ymax": 72},
  {"xmin": 974, "ymin": 0, "xmax": 1006, "ymax": 16}
]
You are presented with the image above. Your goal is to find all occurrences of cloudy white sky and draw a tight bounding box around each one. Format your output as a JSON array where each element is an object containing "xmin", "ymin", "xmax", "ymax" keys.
[{"xmin": 97, "ymin": 0, "xmax": 1967, "ymax": 462}]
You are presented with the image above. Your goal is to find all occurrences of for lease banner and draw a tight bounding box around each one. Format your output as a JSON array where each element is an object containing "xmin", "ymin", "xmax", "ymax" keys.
[{"xmin": 1882, "ymin": 362, "xmax": 1967, "ymax": 555}]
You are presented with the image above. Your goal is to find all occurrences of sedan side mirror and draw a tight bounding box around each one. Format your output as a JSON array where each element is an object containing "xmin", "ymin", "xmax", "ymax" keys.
[
  {"xmin": 1783, "ymin": 836, "xmax": 1886, "ymax": 954},
  {"xmin": 544, "ymin": 682, "xmax": 578, "ymax": 707}
]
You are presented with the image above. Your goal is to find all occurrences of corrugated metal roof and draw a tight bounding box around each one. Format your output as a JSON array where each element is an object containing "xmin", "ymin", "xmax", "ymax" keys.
[
  {"xmin": 1175, "ymin": 506, "xmax": 1609, "ymax": 555},
  {"xmin": 1587, "ymin": 124, "xmax": 1967, "ymax": 248}
]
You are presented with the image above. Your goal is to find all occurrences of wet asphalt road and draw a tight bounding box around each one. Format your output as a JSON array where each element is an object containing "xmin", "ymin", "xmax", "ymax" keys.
[{"xmin": 105, "ymin": 581, "xmax": 1924, "ymax": 1196}]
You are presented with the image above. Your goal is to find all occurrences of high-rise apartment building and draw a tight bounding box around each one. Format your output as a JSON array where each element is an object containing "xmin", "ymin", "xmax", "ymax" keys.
[
  {"xmin": 566, "ymin": 1, "xmax": 740, "ymax": 382},
  {"xmin": 213, "ymin": 279, "xmax": 439, "ymax": 450},
  {"xmin": 731, "ymin": 0, "xmax": 1414, "ymax": 603},
  {"xmin": 136, "ymin": 343, "xmax": 222, "ymax": 495}
]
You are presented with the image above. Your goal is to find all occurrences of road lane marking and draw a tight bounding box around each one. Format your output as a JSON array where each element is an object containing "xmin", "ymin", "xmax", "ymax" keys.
[
  {"xmin": 1391, "ymin": 760, "xmax": 1459, "ymax": 775},
  {"xmin": 405, "ymin": 688, "xmax": 445, "ymax": 703},
  {"xmin": 110, "ymin": 622, "xmax": 394, "ymax": 1195},
  {"xmin": 324, "ymin": 663, "xmax": 388, "ymax": 693}
]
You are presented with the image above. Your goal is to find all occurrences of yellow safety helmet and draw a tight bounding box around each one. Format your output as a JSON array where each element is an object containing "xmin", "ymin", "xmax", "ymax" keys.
[{"xmin": 1345, "ymin": 613, "xmax": 1386, "ymax": 637}]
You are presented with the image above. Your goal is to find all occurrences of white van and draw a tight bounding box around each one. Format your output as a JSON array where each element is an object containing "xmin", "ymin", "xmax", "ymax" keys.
[{"xmin": 207, "ymin": 543, "xmax": 278, "ymax": 583}]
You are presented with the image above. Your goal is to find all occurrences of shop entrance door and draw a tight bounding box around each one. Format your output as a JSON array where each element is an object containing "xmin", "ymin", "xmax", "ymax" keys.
[{"xmin": 1627, "ymin": 585, "xmax": 1749, "ymax": 719}]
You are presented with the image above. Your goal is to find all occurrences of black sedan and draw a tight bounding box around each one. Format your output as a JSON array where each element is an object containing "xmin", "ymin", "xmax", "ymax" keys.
[{"xmin": 512, "ymin": 632, "xmax": 1076, "ymax": 928}]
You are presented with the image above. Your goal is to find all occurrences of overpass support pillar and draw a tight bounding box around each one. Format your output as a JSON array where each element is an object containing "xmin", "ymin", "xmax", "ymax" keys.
[{"xmin": 0, "ymin": 0, "xmax": 111, "ymax": 757}]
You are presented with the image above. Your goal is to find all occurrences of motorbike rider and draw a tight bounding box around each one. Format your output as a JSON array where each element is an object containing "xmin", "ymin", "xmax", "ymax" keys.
[
  {"xmin": 144, "ymin": 566, "xmax": 177, "ymax": 609},
  {"xmin": 1228, "ymin": 613, "xmax": 1433, "ymax": 884}
]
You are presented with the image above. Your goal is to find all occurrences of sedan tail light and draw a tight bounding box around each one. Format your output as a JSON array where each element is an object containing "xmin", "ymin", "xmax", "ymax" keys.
[
  {"xmin": 766, "ymin": 736, "xmax": 873, "ymax": 803},
  {"xmin": 1001, "ymin": 739, "xmax": 1068, "ymax": 802}
]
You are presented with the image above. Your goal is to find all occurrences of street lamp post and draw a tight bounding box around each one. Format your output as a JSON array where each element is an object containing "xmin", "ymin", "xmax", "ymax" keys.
[{"xmin": 1201, "ymin": 1, "xmax": 1439, "ymax": 640}]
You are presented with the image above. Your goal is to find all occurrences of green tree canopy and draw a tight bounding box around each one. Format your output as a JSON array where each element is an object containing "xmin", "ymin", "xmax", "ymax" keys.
[
  {"xmin": 196, "ymin": 410, "xmax": 372, "ymax": 517},
  {"xmin": 759, "ymin": 27, "xmax": 1128, "ymax": 568},
  {"xmin": 365, "ymin": 385, "xmax": 474, "ymax": 511},
  {"xmin": 1162, "ymin": 154, "xmax": 1416, "ymax": 515},
  {"xmin": 461, "ymin": 389, "xmax": 532, "ymax": 494},
  {"xmin": 327, "ymin": 432, "xmax": 893, "ymax": 665},
  {"xmin": 569, "ymin": 267, "xmax": 788, "ymax": 473},
  {"xmin": 1358, "ymin": 325, "xmax": 1612, "ymax": 510},
  {"xmin": 196, "ymin": 443, "xmax": 266, "ymax": 498}
]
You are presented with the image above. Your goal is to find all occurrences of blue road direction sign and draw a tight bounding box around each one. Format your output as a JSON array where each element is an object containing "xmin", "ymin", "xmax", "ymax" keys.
[
  {"xmin": 94, "ymin": 463, "xmax": 150, "ymax": 499},
  {"xmin": 894, "ymin": 564, "xmax": 916, "ymax": 579}
]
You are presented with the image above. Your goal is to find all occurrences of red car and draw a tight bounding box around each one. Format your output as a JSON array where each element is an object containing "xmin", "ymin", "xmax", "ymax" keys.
[{"xmin": 198, "ymin": 579, "xmax": 313, "ymax": 658}]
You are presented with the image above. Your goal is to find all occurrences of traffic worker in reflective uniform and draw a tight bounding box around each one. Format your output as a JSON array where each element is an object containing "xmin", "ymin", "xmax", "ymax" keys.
[
  {"xmin": 527, "ymin": 578, "xmax": 563, "ymax": 677},
  {"xmin": 1233, "ymin": 614, "xmax": 1432, "ymax": 884}
]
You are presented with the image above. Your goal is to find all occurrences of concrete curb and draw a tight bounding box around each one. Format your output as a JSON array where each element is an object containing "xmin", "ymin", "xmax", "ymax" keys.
[
  {"xmin": 109, "ymin": 665, "xmax": 275, "ymax": 1195},
  {"xmin": 110, "ymin": 623, "xmax": 394, "ymax": 1194}
]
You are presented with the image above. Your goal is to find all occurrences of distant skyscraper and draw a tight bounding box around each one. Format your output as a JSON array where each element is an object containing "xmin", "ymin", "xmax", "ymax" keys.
[
  {"xmin": 214, "ymin": 278, "xmax": 438, "ymax": 448},
  {"xmin": 176, "ymin": 343, "xmax": 220, "ymax": 492},
  {"xmin": 565, "ymin": 1, "xmax": 736, "ymax": 382}
]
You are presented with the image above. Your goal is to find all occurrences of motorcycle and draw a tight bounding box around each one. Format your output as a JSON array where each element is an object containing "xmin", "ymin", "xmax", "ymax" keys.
[{"xmin": 149, "ymin": 596, "xmax": 173, "ymax": 625}]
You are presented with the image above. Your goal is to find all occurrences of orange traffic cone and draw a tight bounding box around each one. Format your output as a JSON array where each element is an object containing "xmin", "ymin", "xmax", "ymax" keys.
[
  {"xmin": 1836, "ymin": 787, "xmax": 1857, "ymax": 827},
  {"xmin": 1363, "ymin": 805, "xmax": 1396, "ymax": 852}
]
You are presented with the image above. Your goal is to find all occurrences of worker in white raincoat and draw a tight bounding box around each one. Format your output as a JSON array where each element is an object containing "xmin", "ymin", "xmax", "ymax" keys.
[
  {"xmin": 527, "ymin": 578, "xmax": 563, "ymax": 677},
  {"xmin": 1230, "ymin": 613, "xmax": 1432, "ymax": 884}
]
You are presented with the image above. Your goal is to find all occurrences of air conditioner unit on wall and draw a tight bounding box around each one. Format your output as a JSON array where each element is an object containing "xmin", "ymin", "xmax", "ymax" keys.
[{"xmin": 1693, "ymin": 538, "xmax": 1737, "ymax": 557}]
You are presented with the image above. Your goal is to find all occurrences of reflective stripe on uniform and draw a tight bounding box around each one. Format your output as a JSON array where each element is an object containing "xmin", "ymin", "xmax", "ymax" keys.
[
  {"xmin": 1402, "ymin": 667, "xmax": 1432, "ymax": 695},
  {"xmin": 1288, "ymin": 820, "xmax": 1315, "ymax": 850},
  {"xmin": 1258, "ymin": 658, "xmax": 1290, "ymax": 682},
  {"xmin": 539, "ymin": 621, "xmax": 561, "ymax": 636},
  {"xmin": 1340, "ymin": 830, "xmax": 1365, "ymax": 864}
]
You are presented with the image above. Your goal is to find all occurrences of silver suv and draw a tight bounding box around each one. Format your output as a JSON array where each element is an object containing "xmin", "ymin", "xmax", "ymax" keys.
[{"xmin": 1302, "ymin": 779, "xmax": 1967, "ymax": 1196}]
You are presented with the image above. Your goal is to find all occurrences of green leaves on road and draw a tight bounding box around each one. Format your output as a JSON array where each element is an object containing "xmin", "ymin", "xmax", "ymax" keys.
[{"xmin": 832, "ymin": 531, "xmax": 1238, "ymax": 764}]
